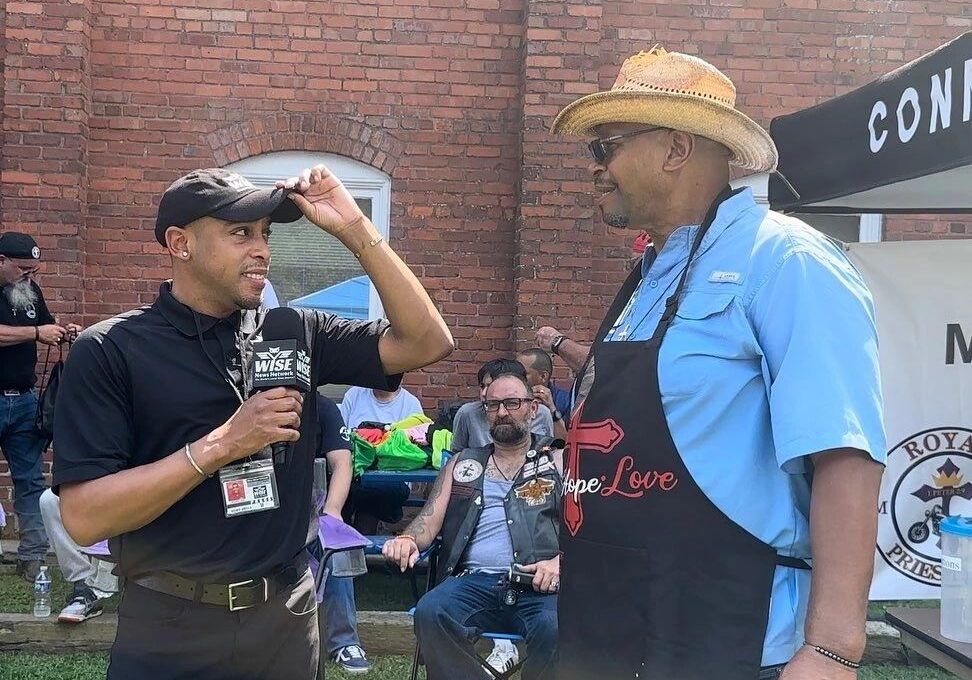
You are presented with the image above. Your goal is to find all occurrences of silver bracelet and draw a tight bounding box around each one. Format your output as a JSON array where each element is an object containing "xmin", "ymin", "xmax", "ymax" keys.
[{"xmin": 184, "ymin": 443, "xmax": 209, "ymax": 478}]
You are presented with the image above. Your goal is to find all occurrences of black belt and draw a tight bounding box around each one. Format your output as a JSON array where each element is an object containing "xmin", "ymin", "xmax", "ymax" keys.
[
  {"xmin": 130, "ymin": 555, "xmax": 308, "ymax": 612},
  {"xmin": 2, "ymin": 388, "xmax": 29, "ymax": 396}
]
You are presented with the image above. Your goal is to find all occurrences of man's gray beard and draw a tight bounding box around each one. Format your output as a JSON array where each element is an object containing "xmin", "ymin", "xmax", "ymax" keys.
[
  {"xmin": 490, "ymin": 420, "xmax": 529, "ymax": 445},
  {"xmin": 4, "ymin": 280, "xmax": 37, "ymax": 311}
]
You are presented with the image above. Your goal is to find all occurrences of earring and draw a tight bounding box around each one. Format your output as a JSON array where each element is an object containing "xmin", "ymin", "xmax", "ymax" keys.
[{"xmin": 182, "ymin": 251, "xmax": 190, "ymax": 258}]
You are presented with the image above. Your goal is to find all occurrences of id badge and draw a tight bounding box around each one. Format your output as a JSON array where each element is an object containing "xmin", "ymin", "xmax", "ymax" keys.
[{"xmin": 218, "ymin": 459, "xmax": 280, "ymax": 517}]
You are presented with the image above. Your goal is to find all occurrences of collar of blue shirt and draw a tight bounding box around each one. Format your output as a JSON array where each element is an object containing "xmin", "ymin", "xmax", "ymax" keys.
[{"xmin": 641, "ymin": 187, "xmax": 762, "ymax": 276}]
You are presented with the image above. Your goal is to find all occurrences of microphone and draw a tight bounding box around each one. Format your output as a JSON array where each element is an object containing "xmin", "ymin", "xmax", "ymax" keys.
[{"xmin": 250, "ymin": 307, "xmax": 312, "ymax": 465}]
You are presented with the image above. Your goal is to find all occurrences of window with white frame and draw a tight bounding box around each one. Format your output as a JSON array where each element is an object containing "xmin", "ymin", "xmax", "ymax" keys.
[
  {"xmin": 731, "ymin": 174, "xmax": 882, "ymax": 243},
  {"xmin": 226, "ymin": 151, "xmax": 390, "ymax": 319}
]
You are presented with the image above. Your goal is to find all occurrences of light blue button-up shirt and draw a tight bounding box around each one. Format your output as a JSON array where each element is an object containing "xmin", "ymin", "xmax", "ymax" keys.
[{"xmin": 603, "ymin": 188, "xmax": 886, "ymax": 666}]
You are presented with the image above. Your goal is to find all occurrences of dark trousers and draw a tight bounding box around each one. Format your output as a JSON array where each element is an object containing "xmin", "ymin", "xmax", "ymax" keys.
[
  {"xmin": 108, "ymin": 570, "xmax": 319, "ymax": 680},
  {"xmin": 414, "ymin": 571, "xmax": 557, "ymax": 680}
]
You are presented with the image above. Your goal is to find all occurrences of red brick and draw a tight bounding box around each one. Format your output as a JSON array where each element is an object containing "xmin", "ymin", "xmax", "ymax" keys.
[{"xmin": 0, "ymin": 1, "xmax": 967, "ymax": 518}]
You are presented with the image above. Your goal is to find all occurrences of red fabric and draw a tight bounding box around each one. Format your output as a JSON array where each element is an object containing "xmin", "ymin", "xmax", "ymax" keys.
[
  {"xmin": 355, "ymin": 427, "xmax": 388, "ymax": 445},
  {"xmin": 632, "ymin": 231, "xmax": 652, "ymax": 254}
]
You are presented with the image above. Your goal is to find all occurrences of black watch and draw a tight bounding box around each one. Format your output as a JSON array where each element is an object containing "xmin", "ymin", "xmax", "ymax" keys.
[{"xmin": 551, "ymin": 334, "xmax": 567, "ymax": 355}]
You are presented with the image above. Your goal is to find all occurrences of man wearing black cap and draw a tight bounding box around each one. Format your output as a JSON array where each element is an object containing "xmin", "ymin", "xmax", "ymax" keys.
[
  {"xmin": 52, "ymin": 165, "xmax": 453, "ymax": 680},
  {"xmin": 0, "ymin": 232, "xmax": 80, "ymax": 582}
]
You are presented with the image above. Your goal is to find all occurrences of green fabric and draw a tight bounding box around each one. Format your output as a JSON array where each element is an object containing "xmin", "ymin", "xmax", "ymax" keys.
[
  {"xmin": 431, "ymin": 430, "xmax": 453, "ymax": 469},
  {"xmin": 351, "ymin": 433, "xmax": 379, "ymax": 477},
  {"xmin": 390, "ymin": 414, "xmax": 433, "ymax": 431},
  {"xmin": 375, "ymin": 429, "xmax": 430, "ymax": 471}
]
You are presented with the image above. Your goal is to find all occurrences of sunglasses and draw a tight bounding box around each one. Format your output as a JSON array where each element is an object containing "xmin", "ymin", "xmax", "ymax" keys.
[
  {"xmin": 483, "ymin": 398, "xmax": 534, "ymax": 413},
  {"xmin": 588, "ymin": 126, "xmax": 668, "ymax": 164}
]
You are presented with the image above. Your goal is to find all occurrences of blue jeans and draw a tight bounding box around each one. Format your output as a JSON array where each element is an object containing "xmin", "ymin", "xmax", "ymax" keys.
[
  {"xmin": 321, "ymin": 574, "xmax": 361, "ymax": 656},
  {"xmin": 414, "ymin": 571, "xmax": 557, "ymax": 680},
  {"xmin": 0, "ymin": 392, "xmax": 49, "ymax": 561}
]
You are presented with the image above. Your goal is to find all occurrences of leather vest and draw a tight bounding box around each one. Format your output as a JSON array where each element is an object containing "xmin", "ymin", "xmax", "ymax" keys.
[{"xmin": 439, "ymin": 435, "xmax": 562, "ymax": 581}]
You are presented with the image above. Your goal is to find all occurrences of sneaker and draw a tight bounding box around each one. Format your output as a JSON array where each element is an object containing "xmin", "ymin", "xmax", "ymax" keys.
[
  {"xmin": 485, "ymin": 639, "xmax": 519, "ymax": 674},
  {"xmin": 57, "ymin": 586, "xmax": 104, "ymax": 624},
  {"xmin": 15, "ymin": 559, "xmax": 43, "ymax": 584},
  {"xmin": 332, "ymin": 644, "xmax": 370, "ymax": 674}
]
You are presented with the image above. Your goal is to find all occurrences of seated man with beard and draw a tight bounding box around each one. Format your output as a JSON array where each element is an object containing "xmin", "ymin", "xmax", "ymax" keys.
[
  {"xmin": 0, "ymin": 232, "xmax": 80, "ymax": 581},
  {"xmin": 382, "ymin": 372, "xmax": 562, "ymax": 680}
]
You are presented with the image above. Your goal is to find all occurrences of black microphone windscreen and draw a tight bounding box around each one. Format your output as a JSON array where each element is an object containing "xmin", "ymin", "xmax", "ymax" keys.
[
  {"xmin": 251, "ymin": 306, "xmax": 311, "ymax": 393},
  {"xmin": 261, "ymin": 306, "xmax": 305, "ymax": 342}
]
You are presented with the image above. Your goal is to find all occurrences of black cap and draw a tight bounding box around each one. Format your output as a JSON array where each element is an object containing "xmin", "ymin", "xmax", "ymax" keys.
[
  {"xmin": 154, "ymin": 168, "xmax": 304, "ymax": 246},
  {"xmin": 0, "ymin": 232, "xmax": 40, "ymax": 260}
]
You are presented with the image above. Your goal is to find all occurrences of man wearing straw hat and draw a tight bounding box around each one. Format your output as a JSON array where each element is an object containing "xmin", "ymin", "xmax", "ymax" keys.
[{"xmin": 551, "ymin": 47, "xmax": 886, "ymax": 679}]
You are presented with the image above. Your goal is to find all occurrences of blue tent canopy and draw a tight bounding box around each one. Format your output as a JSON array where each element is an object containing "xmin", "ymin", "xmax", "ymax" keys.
[{"xmin": 289, "ymin": 275, "xmax": 370, "ymax": 320}]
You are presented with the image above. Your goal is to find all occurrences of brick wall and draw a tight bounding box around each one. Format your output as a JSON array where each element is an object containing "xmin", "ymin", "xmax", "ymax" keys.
[{"xmin": 2, "ymin": 2, "xmax": 971, "ymax": 530}]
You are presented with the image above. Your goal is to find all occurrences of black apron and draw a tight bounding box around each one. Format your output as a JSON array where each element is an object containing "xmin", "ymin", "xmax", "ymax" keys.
[{"xmin": 556, "ymin": 188, "xmax": 808, "ymax": 680}]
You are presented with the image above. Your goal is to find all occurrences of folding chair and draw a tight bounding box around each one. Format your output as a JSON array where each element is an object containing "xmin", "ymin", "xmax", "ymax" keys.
[
  {"xmin": 365, "ymin": 535, "xmax": 438, "ymax": 604},
  {"xmin": 403, "ymin": 542, "xmax": 527, "ymax": 680},
  {"xmin": 308, "ymin": 516, "xmax": 373, "ymax": 680},
  {"xmin": 407, "ymin": 608, "xmax": 527, "ymax": 680},
  {"xmin": 309, "ymin": 514, "xmax": 373, "ymax": 600}
]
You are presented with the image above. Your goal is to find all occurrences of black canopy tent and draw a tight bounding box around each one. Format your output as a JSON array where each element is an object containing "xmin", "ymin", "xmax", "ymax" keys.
[{"xmin": 768, "ymin": 31, "xmax": 972, "ymax": 214}]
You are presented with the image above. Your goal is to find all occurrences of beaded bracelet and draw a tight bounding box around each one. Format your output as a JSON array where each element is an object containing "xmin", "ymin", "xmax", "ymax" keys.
[{"xmin": 811, "ymin": 645, "xmax": 861, "ymax": 669}]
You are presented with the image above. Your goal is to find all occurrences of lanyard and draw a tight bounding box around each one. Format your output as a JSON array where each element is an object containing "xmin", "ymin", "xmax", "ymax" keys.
[{"xmin": 191, "ymin": 311, "xmax": 261, "ymax": 406}]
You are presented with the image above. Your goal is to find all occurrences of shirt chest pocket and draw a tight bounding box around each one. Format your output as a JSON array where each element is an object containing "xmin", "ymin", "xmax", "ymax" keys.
[{"xmin": 660, "ymin": 292, "xmax": 760, "ymax": 397}]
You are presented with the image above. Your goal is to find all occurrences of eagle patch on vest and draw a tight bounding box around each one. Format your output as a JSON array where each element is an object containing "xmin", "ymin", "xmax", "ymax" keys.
[{"xmin": 514, "ymin": 477, "xmax": 556, "ymax": 506}]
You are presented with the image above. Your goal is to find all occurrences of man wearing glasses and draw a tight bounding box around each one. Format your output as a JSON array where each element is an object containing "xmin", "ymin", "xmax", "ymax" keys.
[
  {"xmin": 451, "ymin": 358, "xmax": 555, "ymax": 453},
  {"xmin": 550, "ymin": 48, "xmax": 885, "ymax": 680},
  {"xmin": 383, "ymin": 371, "xmax": 562, "ymax": 680},
  {"xmin": 0, "ymin": 232, "xmax": 80, "ymax": 582}
]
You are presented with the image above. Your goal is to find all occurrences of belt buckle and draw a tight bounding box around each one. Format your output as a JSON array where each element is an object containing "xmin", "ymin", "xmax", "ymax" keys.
[
  {"xmin": 3, "ymin": 389, "xmax": 20, "ymax": 397},
  {"xmin": 227, "ymin": 577, "xmax": 268, "ymax": 612}
]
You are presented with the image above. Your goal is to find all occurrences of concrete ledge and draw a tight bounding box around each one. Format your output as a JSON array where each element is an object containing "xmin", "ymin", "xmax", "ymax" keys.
[
  {"xmin": 0, "ymin": 610, "xmax": 416, "ymax": 655},
  {"xmin": 0, "ymin": 613, "xmax": 118, "ymax": 652}
]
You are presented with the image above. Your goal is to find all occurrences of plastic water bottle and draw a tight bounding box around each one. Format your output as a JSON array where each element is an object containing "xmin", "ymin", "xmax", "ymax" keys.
[{"xmin": 33, "ymin": 566, "xmax": 51, "ymax": 618}]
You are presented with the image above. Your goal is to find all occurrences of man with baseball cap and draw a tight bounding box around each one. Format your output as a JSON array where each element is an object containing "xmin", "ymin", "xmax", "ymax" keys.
[
  {"xmin": 52, "ymin": 165, "xmax": 453, "ymax": 679},
  {"xmin": 0, "ymin": 232, "xmax": 80, "ymax": 582},
  {"xmin": 551, "ymin": 48, "xmax": 885, "ymax": 679}
]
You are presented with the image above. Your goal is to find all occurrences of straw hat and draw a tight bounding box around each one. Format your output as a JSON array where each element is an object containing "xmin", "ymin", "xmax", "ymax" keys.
[{"xmin": 551, "ymin": 47, "xmax": 778, "ymax": 173}]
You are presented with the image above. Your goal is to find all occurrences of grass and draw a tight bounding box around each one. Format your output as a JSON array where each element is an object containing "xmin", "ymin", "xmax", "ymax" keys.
[
  {"xmin": 0, "ymin": 572, "xmax": 119, "ymax": 616},
  {"xmin": 0, "ymin": 653, "xmax": 425, "ymax": 680},
  {"xmin": 870, "ymin": 599, "xmax": 940, "ymax": 620},
  {"xmin": 0, "ymin": 653, "xmax": 108, "ymax": 680},
  {"xmin": 0, "ymin": 654, "xmax": 961, "ymax": 680}
]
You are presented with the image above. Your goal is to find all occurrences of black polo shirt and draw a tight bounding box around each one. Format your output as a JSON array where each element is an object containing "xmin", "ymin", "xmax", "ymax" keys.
[
  {"xmin": 52, "ymin": 282, "xmax": 400, "ymax": 581},
  {"xmin": 0, "ymin": 281, "xmax": 55, "ymax": 390},
  {"xmin": 317, "ymin": 395, "xmax": 350, "ymax": 457}
]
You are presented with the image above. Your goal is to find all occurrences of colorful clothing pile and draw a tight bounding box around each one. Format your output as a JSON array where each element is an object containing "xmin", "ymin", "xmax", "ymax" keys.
[{"xmin": 349, "ymin": 414, "xmax": 453, "ymax": 476}]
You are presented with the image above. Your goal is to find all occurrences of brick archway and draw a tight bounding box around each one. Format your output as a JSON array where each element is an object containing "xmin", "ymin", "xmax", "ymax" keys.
[{"xmin": 203, "ymin": 114, "xmax": 404, "ymax": 177}]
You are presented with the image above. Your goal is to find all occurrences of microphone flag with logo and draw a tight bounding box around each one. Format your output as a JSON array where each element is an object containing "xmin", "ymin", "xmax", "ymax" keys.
[{"xmin": 251, "ymin": 307, "xmax": 311, "ymax": 464}]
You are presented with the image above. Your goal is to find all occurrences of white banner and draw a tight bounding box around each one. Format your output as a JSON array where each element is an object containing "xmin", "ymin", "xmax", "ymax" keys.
[{"xmin": 848, "ymin": 240, "xmax": 972, "ymax": 600}]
